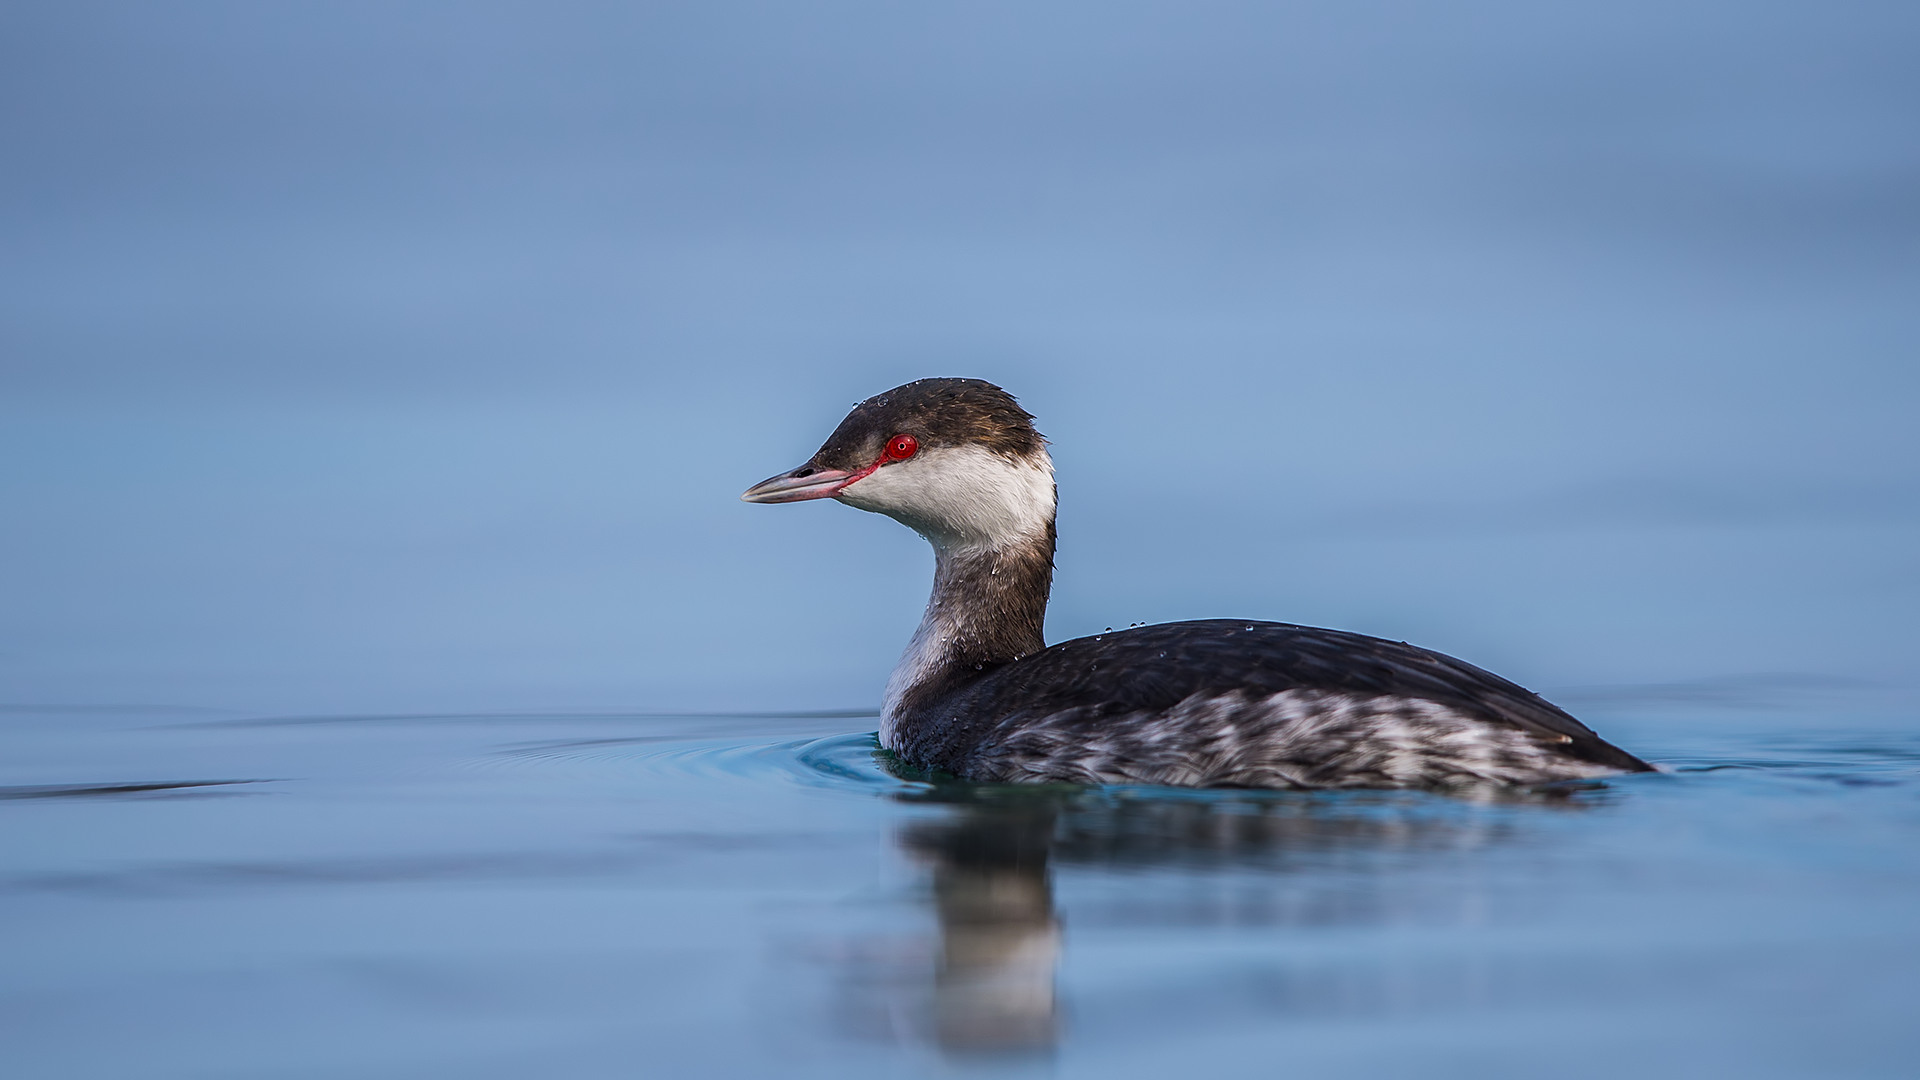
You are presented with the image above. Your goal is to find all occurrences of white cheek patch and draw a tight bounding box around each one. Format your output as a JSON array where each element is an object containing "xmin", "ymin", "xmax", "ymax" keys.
[{"xmin": 838, "ymin": 445, "xmax": 1054, "ymax": 551}]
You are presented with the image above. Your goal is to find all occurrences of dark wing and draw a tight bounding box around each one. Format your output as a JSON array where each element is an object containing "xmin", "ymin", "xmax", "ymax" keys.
[{"xmin": 938, "ymin": 619, "xmax": 1649, "ymax": 772}]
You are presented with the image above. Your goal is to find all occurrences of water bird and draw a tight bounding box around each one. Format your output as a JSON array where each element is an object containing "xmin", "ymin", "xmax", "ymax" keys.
[{"xmin": 743, "ymin": 378, "xmax": 1652, "ymax": 788}]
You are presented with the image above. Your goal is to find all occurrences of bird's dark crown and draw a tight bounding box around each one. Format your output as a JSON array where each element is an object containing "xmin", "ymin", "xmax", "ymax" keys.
[{"xmin": 809, "ymin": 378, "xmax": 1045, "ymax": 471}]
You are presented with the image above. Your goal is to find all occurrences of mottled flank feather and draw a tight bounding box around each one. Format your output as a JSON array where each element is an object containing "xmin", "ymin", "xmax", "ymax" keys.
[{"xmin": 965, "ymin": 689, "xmax": 1619, "ymax": 788}]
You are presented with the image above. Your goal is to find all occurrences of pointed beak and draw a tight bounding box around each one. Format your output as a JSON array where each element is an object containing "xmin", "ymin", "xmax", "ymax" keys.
[{"xmin": 740, "ymin": 464, "xmax": 858, "ymax": 504}]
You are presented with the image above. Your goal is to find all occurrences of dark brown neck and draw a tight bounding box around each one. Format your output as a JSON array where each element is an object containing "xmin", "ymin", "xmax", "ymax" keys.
[
  {"xmin": 932, "ymin": 530, "xmax": 1054, "ymax": 665},
  {"xmin": 881, "ymin": 523, "xmax": 1055, "ymax": 730}
]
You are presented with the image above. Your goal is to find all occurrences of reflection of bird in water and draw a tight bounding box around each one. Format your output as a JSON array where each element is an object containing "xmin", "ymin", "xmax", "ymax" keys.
[
  {"xmin": 743, "ymin": 378, "xmax": 1652, "ymax": 789},
  {"xmin": 885, "ymin": 782, "xmax": 1598, "ymax": 1055},
  {"xmin": 902, "ymin": 804, "xmax": 1060, "ymax": 1054}
]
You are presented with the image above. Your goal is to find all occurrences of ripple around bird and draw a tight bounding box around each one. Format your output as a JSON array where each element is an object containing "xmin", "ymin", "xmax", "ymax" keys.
[
  {"xmin": 478, "ymin": 715, "xmax": 1920, "ymax": 806},
  {"xmin": 493, "ymin": 728, "xmax": 918, "ymax": 794}
]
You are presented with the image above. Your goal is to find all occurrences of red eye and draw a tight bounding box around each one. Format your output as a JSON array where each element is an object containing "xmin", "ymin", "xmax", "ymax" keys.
[{"xmin": 884, "ymin": 433, "xmax": 918, "ymax": 462}]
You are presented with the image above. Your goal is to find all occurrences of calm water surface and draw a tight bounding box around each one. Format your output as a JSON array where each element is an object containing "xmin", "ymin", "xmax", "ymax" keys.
[{"xmin": 3, "ymin": 702, "xmax": 1916, "ymax": 1078}]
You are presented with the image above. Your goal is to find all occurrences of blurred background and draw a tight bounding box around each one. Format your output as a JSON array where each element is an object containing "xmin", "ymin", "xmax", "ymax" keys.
[{"xmin": 3, "ymin": 0, "xmax": 1916, "ymax": 718}]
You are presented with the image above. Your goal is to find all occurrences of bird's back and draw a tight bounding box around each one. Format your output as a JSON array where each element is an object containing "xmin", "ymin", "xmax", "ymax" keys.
[{"xmin": 892, "ymin": 620, "xmax": 1652, "ymax": 788}]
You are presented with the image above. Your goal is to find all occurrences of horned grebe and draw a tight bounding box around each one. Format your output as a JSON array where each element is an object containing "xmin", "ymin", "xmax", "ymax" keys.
[{"xmin": 743, "ymin": 378, "xmax": 1652, "ymax": 788}]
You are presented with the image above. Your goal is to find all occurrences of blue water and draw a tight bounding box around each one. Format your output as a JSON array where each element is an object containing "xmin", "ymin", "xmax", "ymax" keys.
[{"xmin": 4, "ymin": 702, "xmax": 1916, "ymax": 1078}]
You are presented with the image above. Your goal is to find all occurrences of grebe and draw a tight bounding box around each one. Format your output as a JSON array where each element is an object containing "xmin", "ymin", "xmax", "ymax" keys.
[{"xmin": 743, "ymin": 378, "xmax": 1652, "ymax": 788}]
